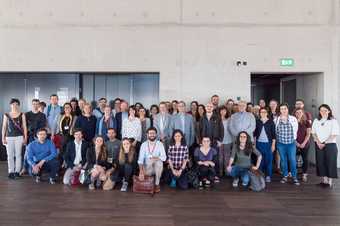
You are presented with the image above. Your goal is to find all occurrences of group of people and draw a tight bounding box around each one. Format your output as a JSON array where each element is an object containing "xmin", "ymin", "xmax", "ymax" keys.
[{"xmin": 1, "ymin": 93, "xmax": 339, "ymax": 192}]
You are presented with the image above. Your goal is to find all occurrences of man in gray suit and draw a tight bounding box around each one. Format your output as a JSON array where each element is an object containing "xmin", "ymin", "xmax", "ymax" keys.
[
  {"xmin": 171, "ymin": 101, "xmax": 195, "ymax": 147},
  {"xmin": 153, "ymin": 102, "xmax": 172, "ymax": 152}
]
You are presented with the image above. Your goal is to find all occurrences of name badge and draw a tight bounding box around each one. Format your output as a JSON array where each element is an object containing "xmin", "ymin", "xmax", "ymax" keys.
[
  {"xmin": 64, "ymin": 126, "xmax": 69, "ymax": 130},
  {"xmin": 108, "ymin": 158, "xmax": 113, "ymax": 163}
]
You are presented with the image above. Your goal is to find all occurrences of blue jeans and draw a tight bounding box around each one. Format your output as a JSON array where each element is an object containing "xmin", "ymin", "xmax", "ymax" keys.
[
  {"xmin": 256, "ymin": 141, "xmax": 273, "ymax": 177},
  {"xmin": 230, "ymin": 166, "xmax": 250, "ymax": 186},
  {"xmin": 277, "ymin": 142, "xmax": 297, "ymax": 178}
]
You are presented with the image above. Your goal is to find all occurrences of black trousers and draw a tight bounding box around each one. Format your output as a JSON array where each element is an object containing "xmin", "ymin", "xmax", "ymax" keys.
[
  {"xmin": 315, "ymin": 143, "xmax": 338, "ymax": 179},
  {"xmin": 198, "ymin": 165, "xmax": 216, "ymax": 181},
  {"xmin": 111, "ymin": 163, "xmax": 133, "ymax": 183},
  {"xmin": 297, "ymin": 146, "xmax": 309, "ymax": 174}
]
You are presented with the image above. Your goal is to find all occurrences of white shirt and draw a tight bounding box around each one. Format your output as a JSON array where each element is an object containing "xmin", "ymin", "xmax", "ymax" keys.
[
  {"xmin": 73, "ymin": 140, "xmax": 82, "ymax": 165},
  {"xmin": 122, "ymin": 117, "xmax": 142, "ymax": 142},
  {"xmin": 312, "ymin": 118, "xmax": 339, "ymax": 143}
]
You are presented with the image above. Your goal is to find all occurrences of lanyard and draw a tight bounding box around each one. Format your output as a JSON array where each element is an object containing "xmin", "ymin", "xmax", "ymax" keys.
[{"xmin": 148, "ymin": 141, "xmax": 157, "ymax": 156}]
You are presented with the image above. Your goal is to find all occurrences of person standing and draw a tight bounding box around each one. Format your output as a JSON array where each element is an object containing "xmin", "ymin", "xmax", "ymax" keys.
[
  {"xmin": 74, "ymin": 103, "xmax": 97, "ymax": 143},
  {"xmin": 93, "ymin": 97, "xmax": 107, "ymax": 119},
  {"xmin": 2, "ymin": 98, "xmax": 28, "ymax": 179},
  {"xmin": 44, "ymin": 94, "xmax": 62, "ymax": 136},
  {"xmin": 153, "ymin": 102, "xmax": 173, "ymax": 152},
  {"xmin": 96, "ymin": 105, "xmax": 116, "ymax": 140},
  {"xmin": 311, "ymin": 104, "xmax": 339, "ymax": 188},
  {"xmin": 25, "ymin": 99, "xmax": 47, "ymax": 143},
  {"xmin": 275, "ymin": 103, "xmax": 300, "ymax": 186},
  {"xmin": 115, "ymin": 100, "xmax": 129, "ymax": 139}
]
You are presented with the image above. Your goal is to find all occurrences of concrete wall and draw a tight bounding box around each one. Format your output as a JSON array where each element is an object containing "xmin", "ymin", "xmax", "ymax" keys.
[{"xmin": 0, "ymin": 0, "xmax": 340, "ymax": 163}]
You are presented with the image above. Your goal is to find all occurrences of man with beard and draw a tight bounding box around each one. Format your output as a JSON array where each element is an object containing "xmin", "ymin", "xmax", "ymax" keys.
[{"xmin": 138, "ymin": 127, "xmax": 166, "ymax": 193}]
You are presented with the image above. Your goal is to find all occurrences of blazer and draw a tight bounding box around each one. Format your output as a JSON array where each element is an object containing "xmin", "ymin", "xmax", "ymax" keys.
[
  {"xmin": 115, "ymin": 111, "xmax": 128, "ymax": 139},
  {"xmin": 198, "ymin": 114, "xmax": 224, "ymax": 146},
  {"xmin": 85, "ymin": 145, "xmax": 111, "ymax": 170},
  {"xmin": 171, "ymin": 113, "xmax": 196, "ymax": 146},
  {"xmin": 64, "ymin": 140, "xmax": 89, "ymax": 169},
  {"xmin": 153, "ymin": 113, "xmax": 173, "ymax": 139},
  {"xmin": 254, "ymin": 119, "xmax": 276, "ymax": 142}
]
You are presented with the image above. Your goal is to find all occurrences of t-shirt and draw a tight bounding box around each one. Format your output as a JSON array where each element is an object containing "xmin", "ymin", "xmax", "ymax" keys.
[
  {"xmin": 312, "ymin": 118, "xmax": 340, "ymax": 143},
  {"xmin": 25, "ymin": 111, "xmax": 47, "ymax": 135},
  {"xmin": 231, "ymin": 145, "xmax": 261, "ymax": 169},
  {"xmin": 106, "ymin": 139, "xmax": 121, "ymax": 164},
  {"xmin": 296, "ymin": 120, "xmax": 311, "ymax": 144}
]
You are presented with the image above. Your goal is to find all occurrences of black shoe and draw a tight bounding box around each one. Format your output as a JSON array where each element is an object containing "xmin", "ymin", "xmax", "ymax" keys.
[
  {"xmin": 14, "ymin": 172, "xmax": 22, "ymax": 179},
  {"xmin": 8, "ymin": 173, "xmax": 15, "ymax": 180}
]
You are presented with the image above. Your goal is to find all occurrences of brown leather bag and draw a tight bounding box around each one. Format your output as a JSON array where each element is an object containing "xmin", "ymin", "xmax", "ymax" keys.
[{"xmin": 133, "ymin": 175, "xmax": 155, "ymax": 194}]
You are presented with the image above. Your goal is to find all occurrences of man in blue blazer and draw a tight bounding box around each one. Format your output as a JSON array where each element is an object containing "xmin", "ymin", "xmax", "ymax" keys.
[
  {"xmin": 171, "ymin": 101, "xmax": 195, "ymax": 147},
  {"xmin": 63, "ymin": 128, "xmax": 89, "ymax": 185},
  {"xmin": 115, "ymin": 100, "xmax": 129, "ymax": 140}
]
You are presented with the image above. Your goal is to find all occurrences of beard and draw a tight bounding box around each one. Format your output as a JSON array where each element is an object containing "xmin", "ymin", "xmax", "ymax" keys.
[{"xmin": 148, "ymin": 136, "xmax": 157, "ymax": 142}]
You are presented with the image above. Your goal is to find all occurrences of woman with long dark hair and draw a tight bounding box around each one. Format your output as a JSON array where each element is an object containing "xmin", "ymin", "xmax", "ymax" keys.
[
  {"xmin": 227, "ymin": 131, "xmax": 262, "ymax": 188},
  {"xmin": 168, "ymin": 130, "xmax": 189, "ymax": 189},
  {"xmin": 312, "ymin": 104, "xmax": 339, "ymax": 188}
]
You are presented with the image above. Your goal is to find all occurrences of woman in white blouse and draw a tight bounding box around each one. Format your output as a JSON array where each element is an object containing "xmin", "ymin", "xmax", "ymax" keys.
[
  {"xmin": 122, "ymin": 106, "xmax": 142, "ymax": 148},
  {"xmin": 312, "ymin": 104, "xmax": 339, "ymax": 188}
]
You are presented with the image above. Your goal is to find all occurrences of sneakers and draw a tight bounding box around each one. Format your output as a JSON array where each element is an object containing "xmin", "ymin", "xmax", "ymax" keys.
[
  {"xmin": 293, "ymin": 178, "xmax": 300, "ymax": 186},
  {"xmin": 302, "ymin": 174, "xmax": 308, "ymax": 182},
  {"xmin": 232, "ymin": 178, "xmax": 239, "ymax": 188},
  {"xmin": 120, "ymin": 182, "xmax": 128, "ymax": 192},
  {"xmin": 265, "ymin": 176, "xmax": 271, "ymax": 183},
  {"xmin": 288, "ymin": 172, "xmax": 292, "ymax": 178},
  {"xmin": 169, "ymin": 178, "xmax": 176, "ymax": 188},
  {"xmin": 199, "ymin": 181, "xmax": 204, "ymax": 190},
  {"xmin": 214, "ymin": 176, "xmax": 220, "ymax": 183},
  {"xmin": 35, "ymin": 176, "xmax": 41, "ymax": 183},
  {"xmin": 49, "ymin": 178, "xmax": 56, "ymax": 185},
  {"xmin": 88, "ymin": 183, "xmax": 95, "ymax": 190},
  {"xmin": 280, "ymin": 177, "xmax": 288, "ymax": 184},
  {"xmin": 8, "ymin": 173, "xmax": 15, "ymax": 180},
  {"xmin": 204, "ymin": 180, "xmax": 211, "ymax": 188}
]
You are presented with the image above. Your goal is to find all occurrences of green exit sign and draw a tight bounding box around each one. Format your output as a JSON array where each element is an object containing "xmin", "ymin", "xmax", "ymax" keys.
[{"xmin": 280, "ymin": 58, "xmax": 294, "ymax": 67}]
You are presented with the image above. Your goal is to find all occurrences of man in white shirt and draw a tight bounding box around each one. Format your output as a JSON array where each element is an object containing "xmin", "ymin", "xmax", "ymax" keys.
[
  {"xmin": 63, "ymin": 129, "xmax": 89, "ymax": 185},
  {"xmin": 138, "ymin": 127, "xmax": 167, "ymax": 193}
]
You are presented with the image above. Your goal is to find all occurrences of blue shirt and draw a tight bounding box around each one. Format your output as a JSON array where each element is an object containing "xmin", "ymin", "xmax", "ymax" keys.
[
  {"xmin": 44, "ymin": 104, "xmax": 61, "ymax": 134},
  {"xmin": 138, "ymin": 140, "xmax": 167, "ymax": 165},
  {"xmin": 27, "ymin": 139, "xmax": 57, "ymax": 166}
]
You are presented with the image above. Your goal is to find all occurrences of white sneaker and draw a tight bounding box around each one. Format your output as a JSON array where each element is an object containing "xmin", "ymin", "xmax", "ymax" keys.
[
  {"xmin": 232, "ymin": 178, "xmax": 239, "ymax": 188},
  {"xmin": 265, "ymin": 176, "xmax": 271, "ymax": 183},
  {"xmin": 120, "ymin": 182, "xmax": 128, "ymax": 192},
  {"xmin": 302, "ymin": 174, "xmax": 308, "ymax": 182}
]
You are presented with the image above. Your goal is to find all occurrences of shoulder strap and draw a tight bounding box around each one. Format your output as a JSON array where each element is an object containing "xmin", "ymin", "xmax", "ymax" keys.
[{"xmin": 47, "ymin": 105, "xmax": 52, "ymax": 118}]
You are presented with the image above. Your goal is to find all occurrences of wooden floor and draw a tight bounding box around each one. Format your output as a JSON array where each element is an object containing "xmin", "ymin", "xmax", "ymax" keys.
[{"xmin": 1, "ymin": 162, "xmax": 340, "ymax": 226}]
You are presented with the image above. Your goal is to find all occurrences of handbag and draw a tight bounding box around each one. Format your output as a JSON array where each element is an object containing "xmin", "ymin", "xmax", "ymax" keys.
[
  {"xmin": 249, "ymin": 169, "xmax": 266, "ymax": 192},
  {"xmin": 187, "ymin": 167, "xmax": 200, "ymax": 189},
  {"xmin": 71, "ymin": 170, "xmax": 81, "ymax": 186},
  {"xmin": 103, "ymin": 177, "xmax": 114, "ymax": 190},
  {"xmin": 133, "ymin": 175, "xmax": 155, "ymax": 194},
  {"xmin": 79, "ymin": 169, "xmax": 91, "ymax": 185}
]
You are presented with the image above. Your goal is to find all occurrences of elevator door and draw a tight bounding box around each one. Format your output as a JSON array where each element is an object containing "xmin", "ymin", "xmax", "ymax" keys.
[{"xmin": 82, "ymin": 73, "xmax": 159, "ymax": 108}]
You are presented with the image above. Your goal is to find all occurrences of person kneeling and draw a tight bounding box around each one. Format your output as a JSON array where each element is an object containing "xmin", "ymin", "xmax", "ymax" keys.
[
  {"xmin": 227, "ymin": 131, "xmax": 262, "ymax": 188},
  {"xmin": 168, "ymin": 130, "xmax": 189, "ymax": 189},
  {"xmin": 26, "ymin": 128, "xmax": 59, "ymax": 184},
  {"xmin": 109, "ymin": 138, "xmax": 136, "ymax": 192},
  {"xmin": 138, "ymin": 127, "xmax": 167, "ymax": 193},
  {"xmin": 194, "ymin": 136, "xmax": 218, "ymax": 189},
  {"xmin": 86, "ymin": 136, "xmax": 111, "ymax": 190},
  {"xmin": 63, "ymin": 129, "xmax": 89, "ymax": 185}
]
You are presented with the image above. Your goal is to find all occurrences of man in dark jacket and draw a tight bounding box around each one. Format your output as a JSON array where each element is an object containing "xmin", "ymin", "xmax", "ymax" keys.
[{"xmin": 63, "ymin": 128, "xmax": 89, "ymax": 185}]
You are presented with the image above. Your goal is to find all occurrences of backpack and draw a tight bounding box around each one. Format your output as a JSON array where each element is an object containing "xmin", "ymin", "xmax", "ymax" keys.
[
  {"xmin": 46, "ymin": 105, "xmax": 62, "ymax": 118},
  {"xmin": 0, "ymin": 145, "xmax": 7, "ymax": 161},
  {"xmin": 187, "ymin": 167, "xmax": 200, "ymax": 189},
  {"xmin": 249, "ymin": 169, "xmax": 266, "ymax": 192}
]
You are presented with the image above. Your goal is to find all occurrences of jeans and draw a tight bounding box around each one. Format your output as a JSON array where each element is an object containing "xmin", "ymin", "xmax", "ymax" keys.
[
  {"xmin": 277, "ymin": 142, "xmax": 297, "ymax": 178},
  {"xmin": 229, "ymin": 165, "xmax": 250, "ymax": 186},
  {"xmin": 297, "ymin": 145, "xmax": 309, "ymax": 174},
  {"xmin": 30, "ymin": 158, "xmax": 59, "ymax": 180},
  {"xmin": 256, "ymin": 141, "xmax": 273, "ymax": 177},
  {"xmin": 111, "ymin": 163, "xmax": 134, "ymax": 182}
]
